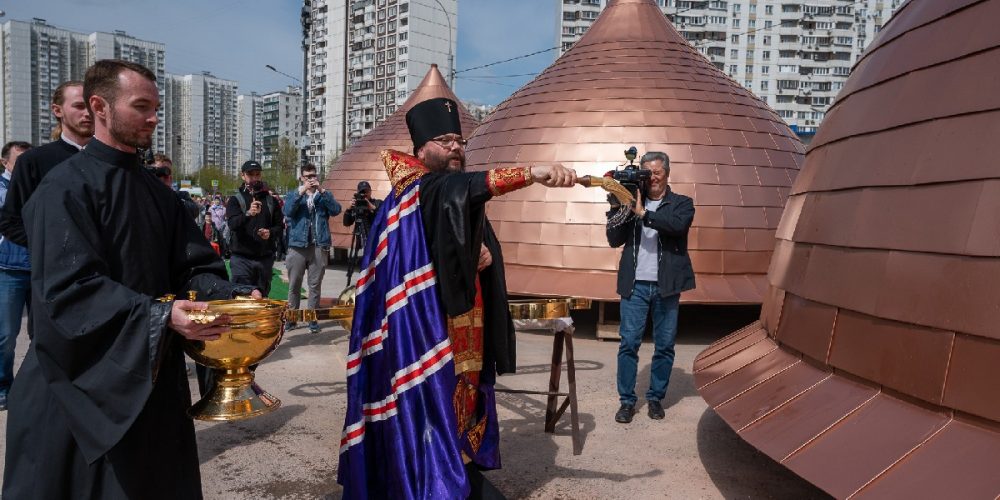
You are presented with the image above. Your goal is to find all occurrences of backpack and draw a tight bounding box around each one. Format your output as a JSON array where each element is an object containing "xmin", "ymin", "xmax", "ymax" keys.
[{"xmin": 225, "ymin": 191, "xmax": 277, "ymax": 249}]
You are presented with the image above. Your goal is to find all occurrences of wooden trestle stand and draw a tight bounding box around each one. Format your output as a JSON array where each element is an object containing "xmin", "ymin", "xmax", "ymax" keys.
[{"xmin": 498, "ymin": 299, "xmax": 590, "ymax": 456}]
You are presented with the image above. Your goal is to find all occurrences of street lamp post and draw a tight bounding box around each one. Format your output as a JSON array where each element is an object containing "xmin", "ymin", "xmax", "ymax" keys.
[{"xmin": 430, "ymin": 0, "xmax": 455, "ymax": 87}]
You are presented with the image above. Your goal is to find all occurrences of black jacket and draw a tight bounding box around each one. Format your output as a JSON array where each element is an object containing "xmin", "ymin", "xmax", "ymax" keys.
[
  {"xmin": 607, "ymin": 188, "xmax": 696, "ymax": 299},
  {"xmin": 0, "ymin": 138, "xmax": 81, "ymax": 246},
  {"xmin": 225, "ymin": 184, "xmax": 284, "ymax": 258},
  {"xmin": 343, "ymin": 197, "xmax": 383, "ymax": 238}
]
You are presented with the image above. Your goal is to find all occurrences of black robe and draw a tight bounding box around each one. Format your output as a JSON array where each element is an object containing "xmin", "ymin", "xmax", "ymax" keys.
[
  {"xmin": 3, "ymin": 139, "xmax": 239, "ymax": 499},
  {"xmin": 0, "ymin": 138, "xmax": 81, "ymax": 246},
  {"xmin": 419, "ymin": 171, "xmax": 517, "ymax": 375}
]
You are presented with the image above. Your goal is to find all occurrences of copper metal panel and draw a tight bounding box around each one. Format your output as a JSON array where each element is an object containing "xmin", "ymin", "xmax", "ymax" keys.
[
  {"xmin": 464, "ymin": 0, "xmax": 803, "ymax": 304},
  {"xmin": 773, "ymin": 293, "xmax": 835, "ymax": 364},
  {"xmin": 782, "ymin": 394, "xmax": 950, "ymax": 499},
  {"xmin": 738, "ymin": 375, "xmax": 878, "ymax": 462},
  {"xmin": 695, "ymin": 0, "xmax": 1000, "ymax": 495},
  {"xmin": 691, "ymin": 338, "xmax": 776, "ymax": 389},
  {"xmin": 697, "ymin": 347, "xmax": 799, "ymax": 405},
  {"xmin": 852, "ymin": 419, "xmax": 1000, "ymax": 499},
  {"xmin": 828, "ymin": 310, "xmax": 953, "ymax": 405},
  {"xmin": 323, "ymin": 65, "xmax": 479, "ymax": 250},
  {"xmin": 942, "ymin": 334, "xmax": 1000, "ymax": 422},
  {"xmin": 694, "ymin": 321, "xmax": 765, "ymax": 367},
  {"xmin": 714, "ymin": 359, "xmax": 829, "ymax": 431},
  {"xmin": 692, "ymin": 326, "xmax": 768, "ymax": 374}
]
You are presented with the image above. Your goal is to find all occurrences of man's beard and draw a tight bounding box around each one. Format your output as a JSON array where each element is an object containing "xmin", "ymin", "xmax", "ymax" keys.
[
  {"xmin": 63, "ymin": 118, "xmax": 94, "ymax": 139},
  {"xmin": 423, "ymin": 148, "xmax": 465, "ymax": 173},
  {"xmin": 108, "ymin": 108, "xmax": 153, "ymax": 149}
]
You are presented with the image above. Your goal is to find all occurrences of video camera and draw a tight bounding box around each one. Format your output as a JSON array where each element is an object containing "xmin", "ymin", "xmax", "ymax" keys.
[{"xmin": 611, "ymin": 146, "xmax": 652, "ymax": 198}]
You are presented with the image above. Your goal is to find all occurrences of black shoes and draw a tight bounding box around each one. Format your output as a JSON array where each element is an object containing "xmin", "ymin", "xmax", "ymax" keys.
[
  {"xmin": 615, "ymin": 403, "xmax": 636, "ymax": 423},
  {"xmin": 616, "ymin": 401, "xmax": 665, "ymax": 423},
  {"xmin": 648, "ymin": 400, "xmax": 665, "ymax": 420}
]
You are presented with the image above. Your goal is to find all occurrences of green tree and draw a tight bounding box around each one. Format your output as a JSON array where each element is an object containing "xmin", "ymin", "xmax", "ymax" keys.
[
  {"xmin": 269, "ymin": 137, "xmax": 300, "ymax": 195},
  {"xmin": 195, "ymin": 164, "xmax": 241, "ymax": 196}
]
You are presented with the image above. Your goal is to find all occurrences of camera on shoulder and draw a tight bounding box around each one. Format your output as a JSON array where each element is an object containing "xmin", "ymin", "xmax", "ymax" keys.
[{"xmin": 611, "ymin": 146, "xmax": 651, "ymax": 198}]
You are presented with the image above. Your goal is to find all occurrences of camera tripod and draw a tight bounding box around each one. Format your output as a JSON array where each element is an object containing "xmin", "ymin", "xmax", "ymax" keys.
[{"xmin": 344, "ymin": 215, "xmax": 369, "ymax": 284}]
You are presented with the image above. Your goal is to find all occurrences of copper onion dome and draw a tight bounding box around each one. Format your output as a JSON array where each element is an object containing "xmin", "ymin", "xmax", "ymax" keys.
[
  {"xmin": 694, "ymin": 1, "xmax": 1000, "ymax": 497},
  {"xmin": 464, "ymin": 0, "xmax": 804, "ymax": 302},
  {"xmin": 324, "ymin": 64, "xmax": 479, "ymax": 249}
]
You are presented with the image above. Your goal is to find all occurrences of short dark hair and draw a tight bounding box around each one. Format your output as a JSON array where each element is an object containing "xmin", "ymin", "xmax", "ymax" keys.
[
  {"xmin": 2, "ymin": 141, "xmax": 32, "ymax": 160},
  {"xmin": 300, "ymin": 163, "xmax": 317, "ymax": 175},
  {"xmin": 84, "ymin": 59, "xmax": 157, "ymax": 113}
]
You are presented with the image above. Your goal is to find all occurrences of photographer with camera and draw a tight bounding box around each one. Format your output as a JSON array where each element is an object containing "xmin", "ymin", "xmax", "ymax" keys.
[
  {"xmin": 225, "ymin": 160, "xmax": 284, "ymax": 298},
  {"xmin": 607, "ymin": 151, "xmax": 695, "ymax": 424},
  {"xmin": 282, "ymin": 163, "xmax": 341, "ymax": 332},
  {"xmin": 342, "ymin": 180, "xmax": 382, "ymax": 278}
]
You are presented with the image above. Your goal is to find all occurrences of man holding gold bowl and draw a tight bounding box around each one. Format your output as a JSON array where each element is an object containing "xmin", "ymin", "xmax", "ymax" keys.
[{"xmin": 3, "ymin": 60, "xmax": 260, "ymax": 499}]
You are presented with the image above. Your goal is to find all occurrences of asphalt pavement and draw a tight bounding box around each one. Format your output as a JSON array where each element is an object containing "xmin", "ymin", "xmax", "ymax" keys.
[{"xmin": 0, "ymin": 261, "xmax": 828, "ymax": 499}]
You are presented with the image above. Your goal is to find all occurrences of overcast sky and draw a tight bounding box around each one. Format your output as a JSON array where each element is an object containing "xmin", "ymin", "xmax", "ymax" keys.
[{"xmin": 1, "ymin": 0, "xmax": 558, "ymax": 105}]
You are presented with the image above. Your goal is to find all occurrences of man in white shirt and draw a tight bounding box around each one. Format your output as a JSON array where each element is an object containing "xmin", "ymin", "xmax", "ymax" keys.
[{"xmin": 606, "ymin": 151, "xmax": 696, "ymax": 423}]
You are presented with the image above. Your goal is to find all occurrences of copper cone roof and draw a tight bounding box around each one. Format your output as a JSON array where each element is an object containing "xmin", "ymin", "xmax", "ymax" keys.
[
  {"xmin": 464, "ymin": 0, "xmax": 804, "ymax": 303},
  {"xmin": 324, "ymin": 65, "xmax": 479, "ymax": 249},
  {"xmin": 695, "ymin": 1, "xmax": 1000, "ymax": 497}
]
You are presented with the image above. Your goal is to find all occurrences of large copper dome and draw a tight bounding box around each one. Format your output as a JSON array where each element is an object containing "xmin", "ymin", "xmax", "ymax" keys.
[
  {"xmin": 694, "ymin": 0, "xmax": 1000, "ymax": 497},
  {"xmin": 324, "ymin": 65, "xmax": 479, "ymax": 249},
  {"xmin": 465, "ymin": 0, "xmax": 804, "ymax": 302}
]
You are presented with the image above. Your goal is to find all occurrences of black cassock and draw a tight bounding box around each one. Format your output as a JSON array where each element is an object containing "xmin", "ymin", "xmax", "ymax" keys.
[
  {"xmin": 419, "ymin": 170, "xmax": 517, "ymax": 376},
  {"xmin": 3, "ymin": 139, "xmax": 239, "ymax": 499}
]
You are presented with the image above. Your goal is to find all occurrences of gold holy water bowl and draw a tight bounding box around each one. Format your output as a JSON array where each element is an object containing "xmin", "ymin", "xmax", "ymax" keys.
[
  {"xmin": 182, "ymin": 298, "xmax": 287, "ymax": 421},
  {"xmin": 507, "ymin": 298, "xmax": 592, "ymax": 320}
]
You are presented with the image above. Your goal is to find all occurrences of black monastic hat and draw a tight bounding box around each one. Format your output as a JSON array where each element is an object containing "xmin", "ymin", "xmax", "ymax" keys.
[{"xmin": 405, "ymin": 97, "xmax": 463, "ymax": 153}]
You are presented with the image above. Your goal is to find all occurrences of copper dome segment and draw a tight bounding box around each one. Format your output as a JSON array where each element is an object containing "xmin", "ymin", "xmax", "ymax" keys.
[
  {"xmin": 465, "ymin": 0, "xmax": 804, "ymax": 302},
  {"xmin": 695, "ymin": 0, "xmax": 1000, "ymax": 497},
  {"xmin": 323, "ymin": 64, "xmax": 479, "ymax": 249}
]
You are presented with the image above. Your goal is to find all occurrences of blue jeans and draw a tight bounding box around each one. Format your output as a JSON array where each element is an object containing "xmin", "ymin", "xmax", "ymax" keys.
[
  {"xmin": 617, "ymin": 281, "xmax": 679, "ymax": 405},
  {"xmin": 0, "ymin": 269, "xmax": 30, "ymax": 395}
]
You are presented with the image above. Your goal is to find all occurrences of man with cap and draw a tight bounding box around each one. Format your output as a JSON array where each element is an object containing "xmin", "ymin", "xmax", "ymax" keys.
[
  {"xmin": 225, "ymin": 160, "xmax": 284, "ymax": 298},
  {"xmin": 282, "ymin": 163, "xmax": 341, "ymax": 333},
  {"xmin": 338, "ymin": 97, "xmax": 578, "ymax": 500}
]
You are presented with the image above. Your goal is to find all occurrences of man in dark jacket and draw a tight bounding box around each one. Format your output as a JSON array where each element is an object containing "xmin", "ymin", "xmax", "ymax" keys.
[
  {"xmin": 606, "ymin": 151, "xmax": 695, "ymax": 424},
  {"xmin": 226, "ymin": 160, "xmax": 284, "ymax": 297}
]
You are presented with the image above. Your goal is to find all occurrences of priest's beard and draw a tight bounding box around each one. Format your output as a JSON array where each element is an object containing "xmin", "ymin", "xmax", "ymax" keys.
[
  {"xmin": 423, "ymin": 148, "xmax": 466, "ymax": 173},
  {"xmin": 108, "ymin": 109, "xmax": 154, "ymax": 150}
]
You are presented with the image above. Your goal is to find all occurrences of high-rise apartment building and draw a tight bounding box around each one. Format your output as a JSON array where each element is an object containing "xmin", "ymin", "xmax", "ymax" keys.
[
  {"xmin": 261, "ymin": 87, "xmax": 304, "ymax": 169},
  {"xmin": 236, "ymin": 93, "xmax": 264, "ymax": 169},
  {"xmin": 166, "ymin": 72, "xmax": 240, "ymax": 175},
  {"xmin": 557, "ymin": 0, "xmax": 902, "ymax": 139},
  {"xmin": 302, "ymin": 0, "xmax": 458, "ymax": 168},
  {"xmin": 0, "ymin": 19, "xmax": 166, "ymax": 148}
]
